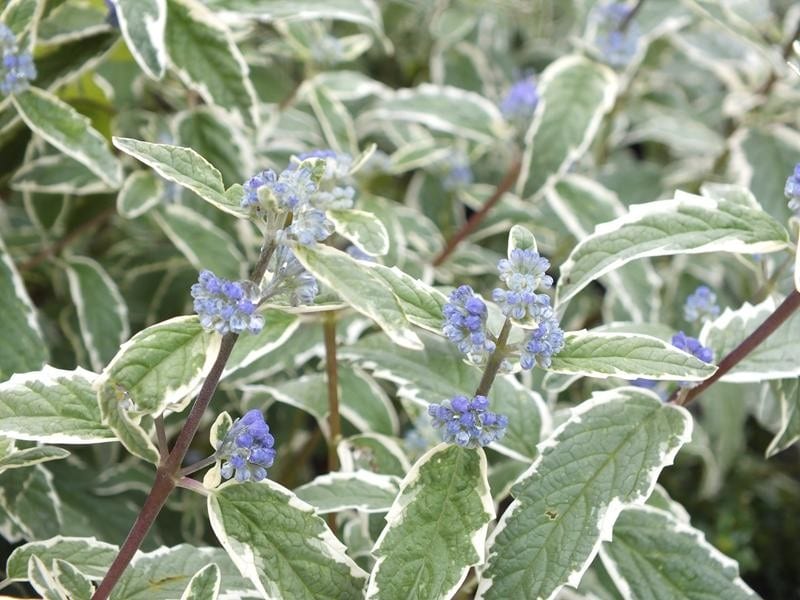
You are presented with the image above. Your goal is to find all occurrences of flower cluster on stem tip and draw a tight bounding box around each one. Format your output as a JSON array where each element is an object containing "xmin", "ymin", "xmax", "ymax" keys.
[
  {"xmin": 588, "ymin": 2, "xmax": 641, "ymax": 68},
  {"xmin": 0, "ymin": 24, "xmax": 36, "ymax": 95},
  {"xmin": 785, "ymin": 163, "xmax": 800, "ymax": 216},
  {"xmin": 520, "ymin": 307, "xmax": 565, "ymax": 369},
  {"xmin": 493, "ymin": 248, "xmax": 553, "ymax": 322},
  {"xmin": 684, "ymin": 285, "xmax": 720, "ymax": 323},
  {"xmin": 264, "ymin": 244, "xmax": 319, "ymax": 306},
  {"xmin": 442, "ymin": 285, "xmax": 496, "ymax": 365},
  {"xmin": 428, "ymin": 395, "xmax": 508, "ymax": 448},
  {"xmin": 216, "ymin": 410, "xmax": 276, "ymax": 482},
  {"xmin": 191, "ymin": 270, "xmax": 264, "ymax": 335},
  {"xmin": 500, "ymin": 76, "xmax": 539, "ymax": 121}
]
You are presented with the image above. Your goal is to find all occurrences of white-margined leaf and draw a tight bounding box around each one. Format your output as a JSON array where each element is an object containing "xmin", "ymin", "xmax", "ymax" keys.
[
  {"xmin": 304, "ymin": 83, "xmax": 358, "ymax": 156},
  {"xmin": 165, "ymin": 0, "xmax": 258, "ymax": 128},
  {"xmin": 208, "ymin": 480, "xmax": 368, "ymax": 599},
  {"xmin": 179, "ymin": 563, "xmax": 221, "ymax": 600},
  {"xmin": 11, "ymin": 153, "xmax": 113, "ymax": 196},
  {"xmin": 507, "ymin": 224, "xmax": 537, "ymax": 255},
  {"xmin": 112, "ymin": 137, "xmax": 245, "ymax": 217},
  {"xmin": 366, "ymin": 444, "xmax": 492, "ymax": 600},
  {"xmin": 0, "ymin": 367, "xmax": 113, "ymax": 444},
  {"xmin": 700, "ymin": 297, "xmax": 800, "ymax": 381},
  {"xmin": 154, "ymin": 204, "xmax": 246, "ymax": 279},
  {"xmin": 96, "ymin": 383, "xmax": 159, "ymax": 464},
  {"xmin": 112, "ymin": 0, "xmax": 168, "ymax": 80},
  {"xmin": 599, "ymin": 505, "xmax": 757, "ymax": 599},
  {"xmin": 337, "ymin": 433, "xmax": 411, "ymax": 477},
  {"xmin": 328, "ymin": 209, "xmax": 389, "ymax": 257},
  {"xmin": 53, "ymin": 559, "xmax": 95, "ymax": 600},
  {"xmin": 37, "ymin": 1, "xmax": 108, "ymax": 46},
  {"xmin": 341, "ymin": 332, "xmax": 551, "ymax": 461},
  {"xmin": 222, "ymin": 310, "xmax": 299, "ymax": 379},
  {"xmin": 117, "ymin": 169, "xmax": 163, "ymax": 219},
  {"xmin": 27, "ymin": 555, "xmax": 63, "ymax": 600},
  {"xmin": 0, "ymin": 444, "xmax": 69, "ymax": 474},
  {"xmin": 294, "ymin": 470, "xmax": 400, "ymax": 514},
  {"xmin": 0, "ymin": 465, "xmax": 62, "ymax": 539},
  {"xmin": 550, "ymin": 331, "xmax": 716, "ymax": 381},
  {"xmin": 387, "ymin": 139, "xmax": 451, "ymax": 175},
  {"xmin": 476, "ymin": 388, "xmax": 692, "ymax": 600},
  {"xmin": 365, "ymin": 264, "xmax": 447, "ymax": 334},
  {"xmin": 12, "ymin": 88, "xmax": 122, "ymax": 188},
  {"xmin": 64, "ymin": 256, "xmax": 130, "ymax": 372},
  {"xmin": 517, "ymin": 55, "xmax": 617, "ymax": 200},
  {"xmin": 357, "ymin": 84, "xmax": 505, "ymax": 144},
  {"xmin": 1, "ymin": 0, "xmax": 44, "ymax": 41},
  {"xmin": 0, "ymin": 234, "xmax": 47, "ymax": 381},
  {"xmin": 766, "ymin": 379, "xmax": 800, "ymax": 458},
  {"xmin": 556, "ymin": 190, "xmax": 790, "ymax": 306},
  {"xmin": 6, "ymin": 537, "xmax": 118, "ymax": 581}
]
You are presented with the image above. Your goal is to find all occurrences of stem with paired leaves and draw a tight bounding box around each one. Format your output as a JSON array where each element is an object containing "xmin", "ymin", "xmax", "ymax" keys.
[
  {"xmin": 669, "ymin": 289, "xmax": 800, "ymax": 407},
  {"xmin": 91, "ymin": 237, "xmax": 278, "ymax": 600}
]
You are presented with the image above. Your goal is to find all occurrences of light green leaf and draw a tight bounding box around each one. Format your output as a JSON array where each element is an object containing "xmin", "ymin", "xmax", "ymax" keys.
[
  {"xmin": 11, "ymin": 153, "xmax": 113, "ymax": 195},
  {"xmin": 28, "ymin": 555, "xmax": 64, "ymax": 600},
  {"xmin": 328, "ymin": 209, "xmax": 389, "ymax": 257},
  {"xmin": 599, "ymin": 506, "xmax": 757, "ymax": 599},
  {"xmin": 293, "ymin": 244, "xmax": 423, "ymax": 349},
  {"xmin": 114, "ymin": 0, "xmax": 168, "ymax": 79},
  {"xmin": 0, "ymin": 234, "xmax": 47, "ymax": 381},
  {"xmin": 154, "ymin": 204, "xmax": 246, "ymax": 279},
  {"xmin": 53, "ymin": 559, "xmax": 95, "ymax": 600},
  {"xmin": 358, "ymin": 84, "xmax": 505, "ymax": 144},
  {"xmin": 305, "ymin": 83, "xmax": 358, "ymax": 155},
  {"xmin": 96, "ymin": 382, "xmax": 160, "ymax": 464},
  {"xmin": 507, "ymin": 224, "xmax": 537, "ymax": 255},
  {"xmin": 341, "ymin": 332, "xmax": 550, "ymax": 461},
  {"xmin": 477, "ymin": 388, "xmax": 692, "ymax": 600},
  {"xmin": 366, "ymin": 444, "xmax": 493, "ymax": 600},
  {"xmin": 766, "ymin": 379, "xmax": 800, "ymax": 458},
  {"xmin": 12, "ymin": 88, "xmax": 122, "ymax": 188},
  {"xmin": 112, "ymin": 137, "xmax": 245, "ymax": 217},
  {"xmin": 295, "ymin": 470, "xmax": 400, "ymax": 514},
  {"xmin": 208, "ymin": 480, "xmax": 368, "ymax": 599},
  {"xmin": 0, "ymin": 465, "xmax": 62, "ymax": 539},
  {"xmin": 117, "ymin": 169, "xmax": 163, "ymax": 219},
  {"xmin": 1, "ymin": 0, "xmax": 44, "ymax": 41},
  {"xmin": 165, "ymin": 0, "xmax": 258, "ymax": 128},
  {"xmin": 518, "ymin": 55, "xmax": 617, "ymax": 199},
  {"xmin": 222, "ymin": 310, "xmax": 299, "ymax": 378},
  {"xmin": 338, "ymin": 365, "xmax": 398, "ymax": 436},
  {"xmin": 550, "ymin": 331, "xmax": 716, "ymax": 381},
  {"xmin": 387, "ymin": 139, "xmax": 451, "ymax": 175},
  {"xmin": 556, "ymin": 190, "xmax": 790, "ymax": 306},
  {"xmin": 64, "ymin": 256, "xmax": 130, "ymax": 372},
  {"xmin": 700, "ymin": 297, "xmax": 800, "ymax": 381},
  {"xmin": 96, "ymin": 315, "xmax": 221, "ymax": 416},
  {"xmin": 337, "ymin": 433, "xmax": 411, "ymax": 477},
  {"xmin": 179, "ymin": 563, "xmax": 220, "ymax": 600},
  {"xmin": 37, "ymin": 1, "xmax": 108, "ymax": 46},
  {"xmin": 6, "ymin": 537, "xmax": 117, "ymax": 581},
  {"xmin": 0, "ymin": 367, "xmax": 113, "ymax": 444},
  {"xmin": 0, "ymin": 444, "xmax": 70, "ymax": 474}
]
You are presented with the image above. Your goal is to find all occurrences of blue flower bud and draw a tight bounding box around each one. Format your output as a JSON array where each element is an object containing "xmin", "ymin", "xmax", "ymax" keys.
[
  {"xmin": 785, "ymin": 163, "xmax": 800, "ymax": 216},
  {"xmin": 191, "ymin": 270, "xmax": 264, "ymax": 335},
  {"xmin": 519, "ymin": 306, "xmax": 566, "ymax": 369},
  {"xmin": 0, "ymin": 24, "xmax": 36, "ymax": 95},
  {"xmin": 500, "ymin": 76, "xmax": 539, "ymax": 121},
  {"xmin": 217, "ymin": 409, "xmax": 276, "ymax": 483},
  {"xmin": 671, "ymin": 331, "xmax": 714, "ymax": 388},
  {"xmin": 442, "ymin": 285, "xmax": 496, "ymax": 364},
  {"xmin": 428, "ymin": 395, "xmax": 508, "ymax": 448},
  {"xmin": 683, "ymin": 285, "xmax": 720, "ymax": 323},
  {"xmin": 498, "ymin": 249, "xmax": 553, "ymax": 294},
  {"xmin": 588, "ymin": 2, "xmax": 641, "ymax": 68}
]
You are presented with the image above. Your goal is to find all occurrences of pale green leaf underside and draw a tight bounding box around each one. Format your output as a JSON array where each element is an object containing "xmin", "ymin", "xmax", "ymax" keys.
[
  {"xmin": 294, "ymin": 471, "xmax": 400, "ymax": 514},
  {"xmin": 208, "ymin": 480, "xmax": 368, "ymax": 600},
  {"xmin": 556, "ymin": 192, "xmax": 789, "ymax": 306},
  {"xmin": 13, "ymin": 88, "xmax": 122, "ymax": 188},
  {"xmin": 550, "ymin": 331, "xmax": 717, "ymax": 381},
  {"xmin": 600, "ymin": 505, "xmax": 756, "ymax": 599},
  {"xmin": 477, "ymin": 389, "xmax": 692, "ymax": 600},
  {"xmin": 367, "ymin": 445, "xmax": 492, "ymax": 600}
]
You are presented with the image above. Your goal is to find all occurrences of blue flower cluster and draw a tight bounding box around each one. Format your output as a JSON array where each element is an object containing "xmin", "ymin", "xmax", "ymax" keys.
[
  {"xmin": 493, "ymin": 248, "xmax": 553, "ymax": 322},
  {"xmin": 292, "ymin": 150, "xmax": 355, "ymax": 210},
  {"xmin": 589, "ymin": 2, "xmax": 641, "ymax": 68},
  {"xmin": 500, "ymin": 76, "xmax": 539, "ymax": 121},
  {"xmin": 684, "ymin": 285, "xmax": 720, "ymax": 322},
  {"xmin": 442, "ymin": 285, "xmax": 496, "ymax": 364},
  {"xmin": 442, "ymin": 153, "xmax": 473, "ymax": 191},
  {"xmin": 0, "ymin": 24, "xmax": 36, "ymax": 95},
  {"xmin": 785, "ymin": 163, "xmax": 800, "ymax": 215},
  {"xmin": 191, "ymin": 270, "xmax": 264, "ymax": 334},
  {"xmin": 671, "ymin": 331, "xmax": 714, "ymax": 364},
  {"xmin": 520, "ymin": 306, "xmax": 566, "ymax": 369},
  {"xmin": 264, "ymin": 245, "xmax": 319, "ymax": 306},
  {"xmin": 217, "ymin": 410, "xmax": 276, "ymax": 482},
  {"xmin": 428, "ymin": 395, "xmax": 508, "ymax": 448}
]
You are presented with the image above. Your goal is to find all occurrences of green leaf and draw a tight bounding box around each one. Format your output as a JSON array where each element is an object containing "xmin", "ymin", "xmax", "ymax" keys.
[
  {"xmin": 556, "ymin": 190, "xmax": 790, "ymax": 306},
  {"xmin": 165, "ymin": 0, "xmax": 258, "ymax": 128},
  {"xmin": 53, "ymin": 559, "xmax": 95, "ymax": 600},
  {"xmin": 96, "ymin": 383, "xmax": 160, "ymax": 464},
  {"xmin": 96, "ymin": 316, "xmax": 221, "ymax": 416},
  {"xmin": 11, "ymin": 153, "xmax": 113, "ymax": 196},
  {"xmin": 507, "ymin": 224, "xmax": 537, "ymax": 255},
  {"xmin": 305, "ymin": 83, "xmax": 358, "ymax": 155},
  {"xmin": 179, "ymin": 563, "xmax": 220, "ymax": 600},
  {"xmin": 342, "ymin": 332, "xmax": 550, "ymax": 461},
  {"xmin": 366, "ymin": 264, "xmax": 447, "ymax": 334},
  {"xmin": 208, "ymin": 480, "xmax": 368, "ymax": 599},
  {"xmin": 358, "ymin": 84, "xmax": 505, "ymax": 144},
  {"xmin": 38, "ymin": 2, "xmax": 107, "ymax": 46},
  {"xmin": 550, "ymin": 331, "xmax": 717, "ymax": 381},
  {"xmin": 64, "ymin": 256, "xmax": 130, "ymax": 372},
  {"xmin": 222, "ymin": 309, "xmax": 299, "ymax": 378},
  {"xmin": 0, "ymin": 444, "xmax": 70, "ymax": 474},
  {"xmin": 599, "ymin": 506, "xmax": 757, "ymax": 599},
  {"xmin": 766, "ymin": 379, "xmax": 800, "ymax": 458},
  {"xmin": 154, "ymin": 204, "xmax": 246, "ymax": 279},
  {"xmin": 1, "ymin": 0, "xmax": 44, "ymax": 41},
  {"xmin": 0, "ymin": 234, "xmax": 47, "ymax": 381},
  {"xmin": 0, "ymin": 465, "xmax": 62, "ymax": 539},
  {"xmin": 112, "ymin": 137, "xmax": 245, "ymax": 217},
  {"xmin": 117, "ymin": 169, "xmax": 164, "ymax": 219},
  {"xmin": 12, "ymin": 88, "xmax": 122, "ymax": 188},
  {"xmin": 700, "ymin": 297, "xmax": 800, "ymax": 381},
  {"xmin": 387, "ymin": 139, "xmax": 451, "ymax": 175},
  {"xmin": 338, "ymin": 365, "xmax": 398, "ymax": 436},
  {"xmin": 477, "ymin": 388, "xmax": 692, "ymax": 600},
  {"xmin": 518, "ymin": 55, "xmax": 617, "ymax": 199},
  {"xmin": 295, "ymin": 471, "xmax": 400, "ymax": 514},
  {"xmin": 27, "ymin": 555, "xmax": 64, "ymax": 600},
  {"xmin": 114, "ymin": 0, "xmax": 168, "ymax": 79},
  {"xmin": 328, "ymin": 209, "xmax": 389, "ymax": 257},
  {"xmin": 0, "ymin": 367, "xmax": 113, "ymax": 444},
  {"xmin": 6, "ymin": 537, "xmax": 117, "ymax": 581},
  {"xmin": 366, "ymin": 445, "xmax": 493, "ymax": 600},
  {"xmin": 294, "ymin": 244, "xmax": 424, "ymax": 349},
  {"xmin": 338, "ymin": 433, "xmax": 411, "ymax": 477}
]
